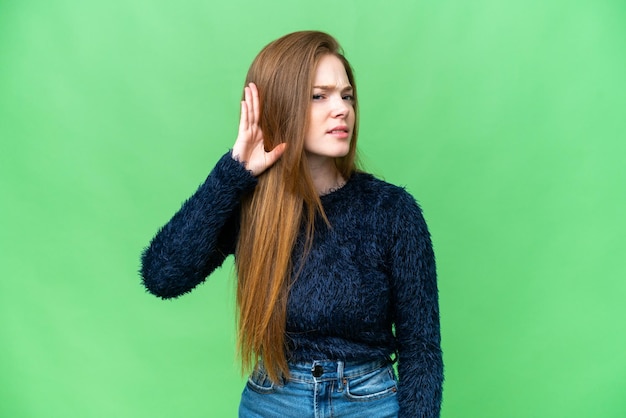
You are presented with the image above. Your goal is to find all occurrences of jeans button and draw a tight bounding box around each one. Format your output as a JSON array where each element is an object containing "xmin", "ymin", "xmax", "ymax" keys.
[{"xmin": 312, "ymin": 364, "xmax": 323, "ymax": 377}]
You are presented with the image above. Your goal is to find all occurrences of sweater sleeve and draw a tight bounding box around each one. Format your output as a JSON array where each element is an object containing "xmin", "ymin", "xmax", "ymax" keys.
[
  {"xmin": 389, "ymin": 190, "xmax": 443, "ymax": 418},
  {"xmin": 140, "ymin": 151, "xmax": 257, "ymax": 299}
]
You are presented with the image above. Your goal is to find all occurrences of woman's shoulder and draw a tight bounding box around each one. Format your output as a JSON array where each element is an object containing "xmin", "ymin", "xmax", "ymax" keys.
[{"xmin": 350, "ymin": 171, "xmax": 422, "ymax": 210}]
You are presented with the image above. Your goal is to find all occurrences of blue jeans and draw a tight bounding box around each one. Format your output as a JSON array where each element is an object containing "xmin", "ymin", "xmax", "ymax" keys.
[{"xmin": 239, "ymin": 358, "xmax": 399, "ymax": 418}]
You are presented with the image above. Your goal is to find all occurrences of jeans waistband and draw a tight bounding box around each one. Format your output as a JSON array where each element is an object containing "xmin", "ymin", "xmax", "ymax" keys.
[{"xmin": 283, "ymin": 358, "xmax": 390, "ymax": 383}]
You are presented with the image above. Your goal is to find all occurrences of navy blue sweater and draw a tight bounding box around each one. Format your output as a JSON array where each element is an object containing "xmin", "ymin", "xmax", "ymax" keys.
[{"xmin": 141, "ymin": 152, "xmax": 443, "ymax": 417}]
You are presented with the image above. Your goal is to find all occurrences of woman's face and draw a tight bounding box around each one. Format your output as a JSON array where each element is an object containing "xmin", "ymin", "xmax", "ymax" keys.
[{"xmin": 304, "ymin": 54, "xmax": 355, "ymax": 164}]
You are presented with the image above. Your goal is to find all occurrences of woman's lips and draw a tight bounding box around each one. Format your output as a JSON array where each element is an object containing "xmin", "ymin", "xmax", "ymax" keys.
[{"xmin": 327, "ymin": 126, "xmax": 350, "ymax": 138}]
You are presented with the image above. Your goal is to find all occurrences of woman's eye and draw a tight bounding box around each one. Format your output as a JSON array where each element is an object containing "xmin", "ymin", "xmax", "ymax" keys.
[
  {"xmin": 312, "ymin": 94, "xmax": 324, "ymax": 100},
  {"xmin": 342, "ymin": 94, "xmax": 355, "ymax": 102}
]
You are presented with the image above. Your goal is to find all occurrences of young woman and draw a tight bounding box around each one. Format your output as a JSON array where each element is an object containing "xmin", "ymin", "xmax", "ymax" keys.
[{"xmin": 141, "ymin": 30, "xmax": 443, "ymax": 417}]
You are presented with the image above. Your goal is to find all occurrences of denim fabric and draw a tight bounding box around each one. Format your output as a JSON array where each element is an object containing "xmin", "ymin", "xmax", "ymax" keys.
[{"xmin": 239, "ymin": 359, "xmax": 399, "ymax": 418}]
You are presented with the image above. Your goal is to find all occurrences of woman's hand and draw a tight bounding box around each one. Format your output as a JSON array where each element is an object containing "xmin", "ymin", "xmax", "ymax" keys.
[{"xmin": 232, "ymin": 82, "xmax": 286, "ymax": 176}]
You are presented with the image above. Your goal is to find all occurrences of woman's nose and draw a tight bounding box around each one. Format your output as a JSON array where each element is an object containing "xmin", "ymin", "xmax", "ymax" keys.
[{"xmin": 331, "ymin": 95, "xmax": 350, "ymax": 118}]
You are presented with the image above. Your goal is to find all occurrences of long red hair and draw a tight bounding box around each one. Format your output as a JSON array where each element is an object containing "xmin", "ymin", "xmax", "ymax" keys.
[{"xmin": 235, "ymin": 31, "xmax": 359, "ymax": 382}]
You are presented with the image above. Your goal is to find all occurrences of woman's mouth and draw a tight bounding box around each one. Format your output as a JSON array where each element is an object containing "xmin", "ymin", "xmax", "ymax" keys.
[{"xmin": 327, "ymin": 126, "xmax": 350, "ymax": 138}]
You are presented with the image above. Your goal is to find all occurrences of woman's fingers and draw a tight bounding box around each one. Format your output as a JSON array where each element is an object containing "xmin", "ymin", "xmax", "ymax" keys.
[
  {"xmin": 233, "ymin": 82, "xmax": 285, "ymax": 176},
  {"xmin": 244, "ymin": 142, "xmax": 286, "ymax": 176},
  {"xmin": 250, "ymin": 83, "xmax": 260, "ymax": 126},
  {"xmin": 245, "ymin": 85, "xmax": 254, "ymax": 128},
  {"xmin": 239, "ymin": 83, "xmax": 260, "ymax": 138},
  {"xmin": 239, "ymin": 100, "xmax": 248, "ymax": 132},
  {"xmin": 265, "ymin": 142, "xmax": 287, "ymax": 167}
]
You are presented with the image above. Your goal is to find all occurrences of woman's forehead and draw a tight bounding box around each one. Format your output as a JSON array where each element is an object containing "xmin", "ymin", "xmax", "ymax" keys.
[{"xmin": 313, "ymin": 55, "xmax": 351, "ymax": 88}]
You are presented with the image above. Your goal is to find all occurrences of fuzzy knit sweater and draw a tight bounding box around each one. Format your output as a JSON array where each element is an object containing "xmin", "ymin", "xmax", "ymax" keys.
[{"xmin": 141, "ymin": 152, "xmax": 443, "ymax": 417}]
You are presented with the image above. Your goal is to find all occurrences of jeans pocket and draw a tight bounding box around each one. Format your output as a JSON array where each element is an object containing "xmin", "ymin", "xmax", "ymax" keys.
[
  {"xmin": 344, "ymin": 365, "xmax": 398, "ymax": 402},
  {"xmin": 246, "ymin": 368, "xmax": 276, "ymax": 395}
]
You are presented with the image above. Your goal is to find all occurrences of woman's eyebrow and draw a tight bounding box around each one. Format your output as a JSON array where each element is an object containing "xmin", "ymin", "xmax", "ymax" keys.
[{"xmin": 313, "ymin": 85, "xmax": 353, "ymax": 91}]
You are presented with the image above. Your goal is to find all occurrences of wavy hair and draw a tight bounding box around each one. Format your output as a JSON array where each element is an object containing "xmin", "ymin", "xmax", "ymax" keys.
[{"xmin": 235, "ymin": 31, "xmax": 359, "ymax": 383}]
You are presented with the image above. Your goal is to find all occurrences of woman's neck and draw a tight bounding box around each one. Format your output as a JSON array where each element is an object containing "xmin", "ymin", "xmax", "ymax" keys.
[{"xmin": 306, "ymin": 156, "xmax": 346, "ymax": 196}]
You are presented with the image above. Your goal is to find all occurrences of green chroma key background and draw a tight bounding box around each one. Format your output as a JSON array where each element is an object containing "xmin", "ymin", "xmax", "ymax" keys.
[{"xmin": 1, "ymin": 0, "xmax": 624, "ymax": 416}]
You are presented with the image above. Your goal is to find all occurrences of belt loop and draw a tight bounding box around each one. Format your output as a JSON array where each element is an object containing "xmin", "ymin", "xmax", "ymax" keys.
[{"xmin": 337, "ymin": 361, "xmax": 345, "ymax": 392}]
